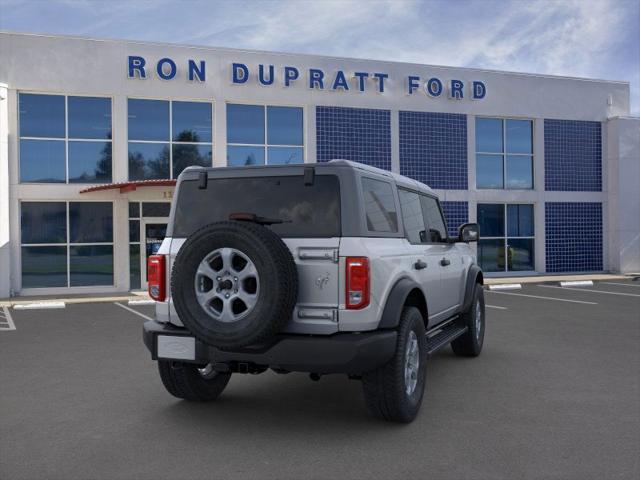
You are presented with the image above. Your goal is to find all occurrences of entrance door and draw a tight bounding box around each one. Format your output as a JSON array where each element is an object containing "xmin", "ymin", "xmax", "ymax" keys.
[{"xmin": 141, "ymin": 218, "xmax": 168, "ymax": 289}]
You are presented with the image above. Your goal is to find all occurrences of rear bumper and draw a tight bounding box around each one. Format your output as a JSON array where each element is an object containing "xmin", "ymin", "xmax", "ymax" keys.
[{"xmin": 143, "ymin": 321, "xmax": 397, "ymax": 375}]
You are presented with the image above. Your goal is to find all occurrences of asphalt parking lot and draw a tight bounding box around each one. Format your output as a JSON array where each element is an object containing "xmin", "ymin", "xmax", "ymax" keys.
[{"xmin": 1, "ymin": 280, "xmax": 639, "ymax": 480}]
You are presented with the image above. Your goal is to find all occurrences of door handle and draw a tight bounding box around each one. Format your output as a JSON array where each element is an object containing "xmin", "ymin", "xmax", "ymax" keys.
[
  {"xmin": 440, "ymin": 258, "xmax": 451, "ymax": 267},
  {"xmin": 414, "ymin": 259, "xmax": 427, "ymax": 270}
]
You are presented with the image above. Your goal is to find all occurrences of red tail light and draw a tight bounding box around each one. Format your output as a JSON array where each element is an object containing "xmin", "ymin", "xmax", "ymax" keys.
[
  {"xmin": 346, "ymin": 257, "xmax": 369, "ymax": 310},
  {"xmin": 148, "ymin": 255, "xmax": 166, "ymax": 302}
]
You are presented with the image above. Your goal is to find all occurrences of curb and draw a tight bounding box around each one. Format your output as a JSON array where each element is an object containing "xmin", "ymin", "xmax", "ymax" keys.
[{"xmin": 0, "ymin": 295, "xmax": 151, "ymax": 308}]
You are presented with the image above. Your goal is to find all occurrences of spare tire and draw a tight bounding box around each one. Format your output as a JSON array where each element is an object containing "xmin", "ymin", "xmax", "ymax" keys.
[{"xmin": 171, "ymin": 221, "xmax": 298, "ymax": 349}]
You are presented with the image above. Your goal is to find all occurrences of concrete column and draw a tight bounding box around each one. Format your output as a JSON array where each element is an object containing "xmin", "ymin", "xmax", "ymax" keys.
[
  {"xmin": 213, "ymin": 101, "xmax": 226, "ymax": 167},
  {"xmin": 0, "ymin": 84, "xmax": 9, "ymax": 298},
  {"xmin": 390, "ymin": 109, "xmax": 399, "ymax": 173},
  {"xmin": 533, "ymin": 117, "xmax": 546, "ymax": 273},
  {"xmin": 607, "ymin": 117, "xmax": 640, "ymax": 273},
  {"xmin": 112, "ymin": 95, "xmax": 128, "ymax": 183}
]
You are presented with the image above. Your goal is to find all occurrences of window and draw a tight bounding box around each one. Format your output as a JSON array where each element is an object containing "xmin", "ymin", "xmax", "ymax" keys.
[
  {"xmin": 421, "ymin": 196, "xmax": 448, "ymax": 242},
  {"xmin": 476, "ymin": 118, "xmax": 533, "ymax": 189},
  {"xmin": 227, "ymin": 104, "xmax": 304, "ymax": 166},
  {"xmin": 477, "ymin": 204, "xmax": 535, "ymax": 272},
  {"xmin": 362, "ymin": 178, "xmax": 398, "ymax": 233},
  {"xmin": 21, "ymin": 202, "xmax": 114, "ymax": 288},
  {"xmin": 173, "ymin": 176, "xmax": 340, "ymax": 238},
  {"xmin": 19, "ymin": 93, "xmax": 112, "ymax": 184},
  {"xmin": 399, "ymin": 189, "xmax": 426, "ymax": 243},
  {"xmin": 128, "ymin": 99, "xmax": 213, "ymax": 180}
]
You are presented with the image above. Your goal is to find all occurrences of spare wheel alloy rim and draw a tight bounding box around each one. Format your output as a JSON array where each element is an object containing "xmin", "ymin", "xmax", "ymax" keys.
[{"xmin": 194, "ymin": 247, "xmax": 260, "ymax": 323}]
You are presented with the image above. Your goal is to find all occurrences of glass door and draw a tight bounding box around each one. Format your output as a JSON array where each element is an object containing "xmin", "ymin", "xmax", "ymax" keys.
[{"xmin": 141, "ymin": 218, "xmax": 168, "ymax": 289}]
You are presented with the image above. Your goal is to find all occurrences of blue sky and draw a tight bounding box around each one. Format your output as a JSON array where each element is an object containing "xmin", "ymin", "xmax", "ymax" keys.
[{"xmin": 1, "ymin": 0, "xmax": 638, "ymax": 114}]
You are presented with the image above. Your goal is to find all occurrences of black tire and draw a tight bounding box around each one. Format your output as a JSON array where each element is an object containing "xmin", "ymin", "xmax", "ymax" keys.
[
  {"xmin": 451, "ymin": 283, "xmax": 485, "ymax": 357},
  {"xmin": 171, "ymin": 221, "xmax": 298, "ymax": 349},
  {"xmin": 362, "ymin": 306, "xmax": 427, "ymax": 423},
  {"xmin": 158, "ymin": 361, "xmax": 231, "ymax": 401}
]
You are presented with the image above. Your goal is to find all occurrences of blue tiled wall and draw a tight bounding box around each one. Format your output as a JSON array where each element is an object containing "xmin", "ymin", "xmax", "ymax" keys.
[
  {"xmin": 441, "ymin": 201, "xmax": 469, "ymax": 237},
  {"xmin": 399, "ymin": 111, "xmax": 467, "ymax": 190},
  {"xmin": 316, "ymin": 106, "xmax": 391, "ymax": 170},
  {"xmin": 544, "ymin": 120, "xmax": 602, "ymax": 191},
  {"xmin": 545, "ymin": 202, "xmax": 603, "ymax": 272}
]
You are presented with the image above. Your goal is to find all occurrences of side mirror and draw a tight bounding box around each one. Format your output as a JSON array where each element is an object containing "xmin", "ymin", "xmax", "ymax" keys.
[{"xmin": 458, "ymin": 223, "xmax": 480, "ymax": 243}]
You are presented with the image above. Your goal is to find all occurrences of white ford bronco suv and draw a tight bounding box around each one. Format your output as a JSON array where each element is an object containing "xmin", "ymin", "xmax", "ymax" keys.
[{"xmin": 143, "ymin": 160, "xmax": 484, "ymax": 422}]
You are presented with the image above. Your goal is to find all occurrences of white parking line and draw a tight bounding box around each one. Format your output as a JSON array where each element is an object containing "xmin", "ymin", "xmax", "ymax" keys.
[
  {"xmin": 0, "ymin": 306, "xmax": 16, "ymax": 331},
  {"xmin": 114, "ymin": 302, "xmax": 154, "ymax": 321},
  {"xmin": 539, "ymin": 285, "xmax": 640, "ymax": 298},
  {"xmin": 600, "ymin": 282, "xmax": 640, "ymax": 288},
  {"xmin": 487, "ymin": 290, "xmax": 598, "ymax": 305},
  {"xmin": 486, "ymin": 305, "xmax": 507, "ymax": 310}
]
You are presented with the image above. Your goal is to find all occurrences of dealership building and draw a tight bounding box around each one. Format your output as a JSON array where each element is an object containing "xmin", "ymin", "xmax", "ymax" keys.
[{"xmin": 0, "ymin": 31, "xmax": 638, "ymax": 298}]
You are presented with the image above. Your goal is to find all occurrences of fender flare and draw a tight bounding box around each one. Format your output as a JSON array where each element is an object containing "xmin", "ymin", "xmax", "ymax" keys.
[
  {"xmin": 378, "ymin": 278, "xmax": 426, "ymax": 329},
  {"xmin": 461, "ymin": 265, "xmax": 483, "ymax": 313}
]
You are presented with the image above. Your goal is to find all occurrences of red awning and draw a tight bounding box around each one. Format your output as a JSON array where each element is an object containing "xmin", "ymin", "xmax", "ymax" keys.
[{"xmin": 79, "ymin": 179, "xmax": 177, "ymax": 193}]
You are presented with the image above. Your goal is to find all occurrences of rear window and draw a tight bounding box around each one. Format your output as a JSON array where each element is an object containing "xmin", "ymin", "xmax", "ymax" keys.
[{"xmin": 172, "ymin": 175, "xmax": 341, "ymax": 237}]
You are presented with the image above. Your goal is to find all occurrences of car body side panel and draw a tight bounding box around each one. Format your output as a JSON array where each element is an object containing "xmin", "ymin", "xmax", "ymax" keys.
[{"xmin": 337, "ymin": 237, "xmax": 428, "ymax": 332}]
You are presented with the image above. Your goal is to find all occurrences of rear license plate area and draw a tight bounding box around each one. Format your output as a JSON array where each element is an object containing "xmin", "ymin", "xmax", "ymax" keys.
[{"xmin": 157, "ymin": 335, "xmax": 196, "ymax": 360}]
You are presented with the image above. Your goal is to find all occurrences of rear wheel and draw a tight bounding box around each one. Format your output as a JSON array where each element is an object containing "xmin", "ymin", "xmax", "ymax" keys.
[
  {"xmin": 451, "ymin": 284, "xmax": 485, "ymax": 357},
  {"xmin": 362, "ymin": 306, "xmax": 427, "ymax": 423},
  {"xmin": 158, "ymin": 360, "xmax": 231, "ymax": 401}
]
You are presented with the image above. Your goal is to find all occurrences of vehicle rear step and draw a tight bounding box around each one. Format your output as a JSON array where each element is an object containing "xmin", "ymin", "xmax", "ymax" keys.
[{"xmin": 426, "ymin": 324, "xmax": 468, "ymax": 356}]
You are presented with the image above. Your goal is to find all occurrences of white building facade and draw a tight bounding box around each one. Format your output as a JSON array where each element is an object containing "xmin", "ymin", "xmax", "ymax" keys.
[{"xmin": 0, "ymin": 32, "xmax": 638, "ymax": 297}]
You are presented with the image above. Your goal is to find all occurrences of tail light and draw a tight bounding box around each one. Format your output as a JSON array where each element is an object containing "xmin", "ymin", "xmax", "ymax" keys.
[
  {"xmin": 345, "ymin": 257, "xmax": 369, "ymax": 309},
  {"xmin": 148, "ymin": 255, "xmax": 166, "ymax": 302}
]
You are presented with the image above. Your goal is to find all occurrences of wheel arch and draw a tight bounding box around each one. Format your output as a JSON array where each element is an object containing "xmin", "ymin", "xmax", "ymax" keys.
[
  {"xmin": 461, "ymin": 265, "xmax": 483, "ymax": 313},
  {"xmin": 378, "ymin": 278, "xmax": 428, "ymax": 330}
]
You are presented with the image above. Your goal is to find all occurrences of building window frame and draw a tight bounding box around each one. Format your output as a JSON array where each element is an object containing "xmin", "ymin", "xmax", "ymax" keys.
[
  {"xmin": 226, "ymin": 102, "xmax": 306, "ymax": 166},
  {"xmin": 19, "ymin": 200, "xmax": 115, "ymax": 289},
  {"xmin": 477, "ymin": 202, "xmax": 536, "ymax": 273},
  {"xmin": 18, "ymin": 92, "xmax": 114, "ymax": 184},
  {"xmin": 475, "ymin": 116, "xmax": 535, "ymax": 190},
  {"xmin": 127, "ymin": 97, "xmax": 214, "ymax": 180}
]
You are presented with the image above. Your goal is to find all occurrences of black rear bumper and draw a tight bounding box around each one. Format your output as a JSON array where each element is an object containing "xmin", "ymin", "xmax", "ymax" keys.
[{"xmin": 143, "ymin": 320, "xmax": 397, "ymax": 375}]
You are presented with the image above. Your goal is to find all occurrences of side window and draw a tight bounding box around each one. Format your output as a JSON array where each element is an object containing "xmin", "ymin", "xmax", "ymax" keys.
[
  {"xmin": 399, "ymin": 189, "xmax": 426, "ymax": 243},
  {"xmin": 361, "ymin": 177, "xmax": 398, "ymax": 233},
  {"xmin": 420, "ymin": 196, "xmax": 448, "ymax": 243}
]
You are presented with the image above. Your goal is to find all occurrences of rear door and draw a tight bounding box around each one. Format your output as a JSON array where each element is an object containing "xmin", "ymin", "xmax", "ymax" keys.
[
  {"xmin": 420, "ymin": 195, "xmax": 463, "ymax": 321},
  {"xmin": 397, "ymin": 188, "xmax": 441, "ymax": 320},
  {"xmin": 281, "ymin": 237, "xmax": 340, "ymax": 334},
  {"xmin": 169, "ymin": 172, "xmax": 342, "ymax": 333}
]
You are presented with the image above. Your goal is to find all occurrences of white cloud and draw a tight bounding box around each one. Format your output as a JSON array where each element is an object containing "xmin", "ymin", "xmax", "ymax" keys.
[{"xmin": 1, "ymin": 0, "xmax": 638, "ymax": 113}]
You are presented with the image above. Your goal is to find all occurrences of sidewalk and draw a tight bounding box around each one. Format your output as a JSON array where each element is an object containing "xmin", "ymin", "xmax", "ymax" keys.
[
  {"xmin": 1, "ymin": 273, "xmax": 637, "ymax": 307},
  {"xmin": 483, "ymin": 272, "xmax": 637, "ymax": 285},
  {"xmin": 0, "ymin": 291, "xmax": 150, "ymax": 307}
]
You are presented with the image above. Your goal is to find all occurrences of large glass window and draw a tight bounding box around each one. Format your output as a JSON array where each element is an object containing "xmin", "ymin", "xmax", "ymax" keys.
[
  {"xmin": 361, "ymin": 178, "xmax": 398, "ymax": 233},
  {"xmin": 20, "ymin": 202, "xmax": 114, "ymax": 288},
  {"xmin": 477, "ymin": 203, "xmax": 535, "ymax": 272},
  {"xmin": 476, "ymin": 118, "xmax": 533, "ymax": 189},
  {"xmin": 128, "ymin": 99, "xmax": 213, "ymax": 180},
  {"xmin": 227, "ymin": 104, "xmax": 304, "ymax": 166},
  {"xmin": 19, "ymin": 94, "xmax": 112, "ymax": 184}
]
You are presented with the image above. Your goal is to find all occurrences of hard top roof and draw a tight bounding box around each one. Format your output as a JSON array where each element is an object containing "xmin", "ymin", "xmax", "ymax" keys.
[{"xmin": 184, "ymin": 159, "xmax": 436, "ymax": 196}]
